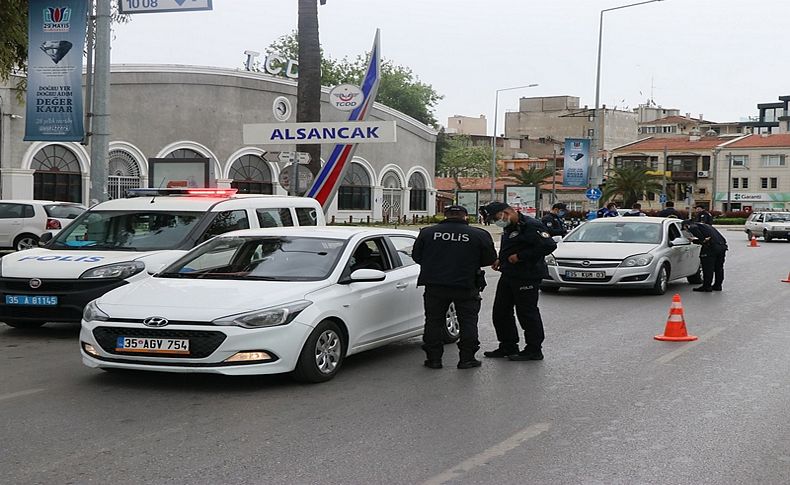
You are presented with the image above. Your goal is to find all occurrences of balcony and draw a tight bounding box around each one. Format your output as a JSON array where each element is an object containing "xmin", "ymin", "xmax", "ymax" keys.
[{"xmin": 670, "ymin": 171, "xmax": 697, "ymax": 182}]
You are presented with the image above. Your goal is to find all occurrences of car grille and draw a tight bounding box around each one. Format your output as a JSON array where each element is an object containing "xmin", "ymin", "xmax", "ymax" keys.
[
  {"xmin": 92, "ymin": 327, "xmax": 226, "ymax": 359},
  {"xmin": 0, "ymin": 277, "xmax": 121, "ymax": 292},
  {"xmin": 556, "ymin": 259, "xmax": 621, "ymax": 269},
  {"xmin": 562, "ymin": 275, "xmax": 613, "ymax": 282}
]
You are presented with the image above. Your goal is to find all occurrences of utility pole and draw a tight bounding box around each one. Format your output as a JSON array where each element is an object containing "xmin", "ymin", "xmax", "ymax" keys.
[
  {"xmin": 726, "ymin": 151, "xmax": 733, "ymax": 213},
  {"xmin": 88, "ymin": 0, "xmax": 111, "ymax": 205},
  {"xmin": 551, "ymin": 147, "xmax": 557, "ymax": 205},
  {"xmin": 662, "ymin": 144, "xmax": 668, "ymax": 208}
]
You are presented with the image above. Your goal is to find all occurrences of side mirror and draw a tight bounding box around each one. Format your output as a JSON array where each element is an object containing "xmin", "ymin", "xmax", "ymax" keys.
[
  {"xmin": 39, "ymin": 232, "xmax": 53, "ymax": 246},
  {"xmin": 349, "ymin": 269, "xmax": 386, "ymax": 283},
  {"xmin": 669, "ymin": 237, "xmax": 690, "ymax": 247}
]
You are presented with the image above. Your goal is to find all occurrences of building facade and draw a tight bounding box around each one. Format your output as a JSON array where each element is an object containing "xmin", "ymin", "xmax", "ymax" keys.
[
  {"xmin": 740, "ymin": 95, "xmax": 790, "ymax": 135},
  {"xmin": 446, "ymin": 114, "xmax": 487, "ymax": 136},
  {"xmin": 0, "ymin": 65, "xmax": 438, "ymax": 220}
]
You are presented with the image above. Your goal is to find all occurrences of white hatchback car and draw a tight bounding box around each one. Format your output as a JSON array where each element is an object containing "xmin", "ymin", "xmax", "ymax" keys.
[
  {"xmin": 0, "ymin": 200, "xmax": 85, "ymax": 251},
  {"xmin": 80, "ymin": 227, "xmax": 460, "ymax": 382}
]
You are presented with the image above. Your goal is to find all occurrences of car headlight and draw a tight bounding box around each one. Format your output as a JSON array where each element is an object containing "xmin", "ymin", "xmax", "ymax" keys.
[
  {"xmin": 620, "ymin": 253, "xmax": 654, "ymax": 267},
  {"xmin": 80, "ymin": 261, "xmax": 145, "ymax": 279},
  {"xmin": 545, "ymin": 254, "xmax": 557, "ymax": 266},
  {"xmin": 83, "ymin": 300, "xmax": 109, "ymax": 322},
  {"xmin": 212, "ymin": 300, "xmax": 313, "ymax": 329}
]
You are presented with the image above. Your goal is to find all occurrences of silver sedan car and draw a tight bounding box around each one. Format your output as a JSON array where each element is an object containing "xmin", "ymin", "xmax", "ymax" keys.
[{"xmin": 541, "ymin": 217, "xmax": 702, "ymax": 295}]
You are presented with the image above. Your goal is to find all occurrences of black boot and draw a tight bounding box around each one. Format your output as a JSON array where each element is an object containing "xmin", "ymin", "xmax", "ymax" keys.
[
  {"xmin": 483, "ymin": 347, "xmax": 518, "ymax": 358},
  {"xmin": 423, "ymin": 359, "xmax": 442, "ymax": 369},
  {"xmin": 457, "ymin": 359, "xmax": 482, "ymax": 369},
  {"xmin": 508, "ymin": 349, "xmax": 544, "ymax": 361}
]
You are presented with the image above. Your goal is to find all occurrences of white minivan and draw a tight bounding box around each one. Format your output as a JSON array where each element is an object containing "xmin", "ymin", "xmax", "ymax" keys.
[{"xmin": 0, "ymin": 188, "xmax": 325, "ymax": 329}]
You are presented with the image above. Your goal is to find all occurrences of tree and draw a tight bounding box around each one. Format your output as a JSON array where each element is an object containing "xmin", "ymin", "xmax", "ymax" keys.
[
  {"xmin": 265, "ymin": 31, "xmax": 442, "ymax": 126},
  {"xmin": 437, "ymin": 135, "xmax": 490, "ymax": 190},
  {"xmin": 296, "ymin": 0, "xmax": 322, "ymax": 178},
  {"xmin": 602, "ymin": 166, "xmax": 663, "ymax": 208},
  {"xmin": 503, "ymin": 166, "xmax": 556, "ymax": 187}
]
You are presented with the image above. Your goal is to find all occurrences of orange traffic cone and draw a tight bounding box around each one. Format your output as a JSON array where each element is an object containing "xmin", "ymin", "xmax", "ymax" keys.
[
  {"xmin": 655, "ymin": 294, "xmax": 698, "ymax": 342},
  {"xmin": 782, "ymin": 272, "xmax": 790, "ymax": 283},
  {"xmin": 748, "ymin": 236, "xmax": 760, "ymax": 248}
]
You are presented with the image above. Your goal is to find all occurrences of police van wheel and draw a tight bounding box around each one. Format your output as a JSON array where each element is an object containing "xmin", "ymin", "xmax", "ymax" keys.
[
  {"xmin": 4, "ymin": 320, "xmax": 45, "ymax": 329},
  {"xmin": 687, "ymin": 265, "xmax": 703, "ymax": 284},
  {"xmin": 540, "ymin": 286, "xmax": 560, "ymax": 293},
  {"xmin": 442, "ymin": 304, "xmax": 460, "ymax": 343}
]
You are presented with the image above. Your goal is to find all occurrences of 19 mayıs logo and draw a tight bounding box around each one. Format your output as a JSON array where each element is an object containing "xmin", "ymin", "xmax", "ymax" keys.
[{"xmin": 43, "ymin": 7, "xmax": 72, "ymax": 33}]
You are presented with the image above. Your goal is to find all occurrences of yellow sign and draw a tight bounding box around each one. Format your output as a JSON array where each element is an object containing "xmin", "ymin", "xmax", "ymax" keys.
[{"xmin": 646, "ymin": 170, "xmax": 672, "ymax": 177}]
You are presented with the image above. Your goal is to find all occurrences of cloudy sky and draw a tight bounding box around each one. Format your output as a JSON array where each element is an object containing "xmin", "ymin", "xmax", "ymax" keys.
[{"xmin": 111, "ymin": 0, "xmax": 788, "ymax": 133}]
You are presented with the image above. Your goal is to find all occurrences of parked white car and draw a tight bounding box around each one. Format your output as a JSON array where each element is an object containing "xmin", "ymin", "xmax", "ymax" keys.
[
  {"xmin": 541, "ymin": 217, "xmax": 702, "ymax": 295},
  {"xmin": 744, "ymin": 211, "xmax": 790, "ymax": 241},
  {"xmin": 0, "ymin": 200, "xmax": 85, "ymax": 251},
  {"xmin": 80, "ymin": 227, "xmax": 460, "ymax": 382}
]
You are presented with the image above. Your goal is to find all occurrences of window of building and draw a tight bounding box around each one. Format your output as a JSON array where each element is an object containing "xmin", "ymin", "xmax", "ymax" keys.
[
  {"xmin": 741, "ymin": 178, "xmax": 749, "ymax": 189},
  {"xmin": 668, "ymin": 158, "xmax": 696, "ymax": 172},
  {"xmin": 107, "ymin": 149, "xmax": 142, "ymax": 199},
  {"xmin": 699, "ymin": 188, "xmax": 706, "ymax": 195},
  {"xmin": 614, "ymin": 157, "xmax": 657, "ymax": 170},
  {"xmin": 165, "ymin": 148, "xmax": 204, "ymax": 159},
  {"xmin": 566, "ymin": 201, "xmax": 583, "ymax": 211},
  {"xmin": 587, "ymin": 129, "xmax": 594, "ymax": 137},
  {"xmin": 729, "ymin": 155, "xmax": 748, "ymax": 167},
  {"xmin": 31, "ymin": 144, "xmax": 83, "ymax": 203},
  {"xmin": 771, "ymin": 177, "xmax": 778, "ymax": 189},
  {"xmin": 761, "ymin": 154, "xmax": 786, "ymax": 167},
  {"xmin": 701, "ymin": 156, "xmax": 711, "ymax": 171},
  {"xmin": 732, "ymin": 178, "xmax": 739, "ymax": 189},
  {"xmin": 408, "ymin": 172, "xmax": 427, "ymax": 212},
  {"xmin": 229, "ymin": 154, "xmax": 273, "ymax": 194},
  {"xmin": 661, "ymin": 125, "xmax": 676, "ymax": 133},
  {"xmin": 761, "ymin": 177, "xmax": 769, "ymax": 189},
  {"xmin": 644, "ymin": 126, "xmax": 657, "ymax": 134},
  {"xmin": 337, "ymin": 162, "xmax": 371, "ymax": 210}
]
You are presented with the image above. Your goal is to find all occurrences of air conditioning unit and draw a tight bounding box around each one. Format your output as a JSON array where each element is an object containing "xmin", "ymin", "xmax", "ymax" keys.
[{"xmin": 697, "ymin": 170, "xmax": 709, "ymax": 178}]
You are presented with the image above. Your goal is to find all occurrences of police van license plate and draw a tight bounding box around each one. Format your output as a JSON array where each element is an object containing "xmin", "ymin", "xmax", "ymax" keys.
[
  {"xmin": 115, "ymin": 337, "xmax": 189, "ymax": 354},
  {"xmin": 565, "ymin": 270, "xmax": 606, "ymax": 279},
  {"xmin": 5, "ymin": 295, "xmax": 58, "ymax": 306}
]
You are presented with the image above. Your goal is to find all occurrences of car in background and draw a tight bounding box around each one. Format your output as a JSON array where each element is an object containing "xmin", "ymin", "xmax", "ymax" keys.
[
  {"xmin": 541, "ymin": 217, "xmax": 702, "ymax": 295},
  {"xmin": 745, "ymin": 211, "xmax": 790, "ymax": 241},
  {"xmin": 0, "ymin": 200, "xmax": 85, "ymax": 251},
  {"xmin": 80, "ymin": 227, "xmax": 460, "ymax": 382},
  {"xmin": 0, "ymin": 188, "xmax": 325, "ymax": 329}
]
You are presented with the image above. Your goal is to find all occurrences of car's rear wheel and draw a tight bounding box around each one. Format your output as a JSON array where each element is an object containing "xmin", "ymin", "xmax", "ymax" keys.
[
  {"xmin": 745, "ymin": 230, "xmax": 752, "ymax": 240},
  {"xmin": 650, "ymin": 264, "xmax": 669, "ymax": 295},
  {"xmin": 4, "ymin": 320, "xmax": 45, "ymax": 329},
  {"xmin": 293, "ymin": 320, "xmax": 345, "ymax": 383},
  {"xmin": 442, "ymin": 303, "xmax": 460, "ymax": 343},
  {"xmin": 13, "ymin": 234, "xmax": 39, "ymax": 251},
  {"xmin": 687, "ymin": 265, "xmax": 703, "ymax": 284},
  {"xmin": 764, "ymin": 230, "xmax": 773, "ymax": 242}
]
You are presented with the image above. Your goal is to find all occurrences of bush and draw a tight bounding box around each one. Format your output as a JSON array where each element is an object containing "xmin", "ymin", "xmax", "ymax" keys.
[{"xmin": 712, "ymin": 217, "xmax": 747, "ymax": 225}]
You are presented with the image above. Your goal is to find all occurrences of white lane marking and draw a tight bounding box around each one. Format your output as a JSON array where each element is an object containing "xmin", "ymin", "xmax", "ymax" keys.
[
  {"xmin": 421, "ymin": 422, "xmax": 551, "ymax": 485},
  {"xmin": 655, "ymin": 326, "xmax": 726, "ymax": 365},
  {"xmin": 0, "ymin": 388, "xmax": 46, "ymax": 402}
]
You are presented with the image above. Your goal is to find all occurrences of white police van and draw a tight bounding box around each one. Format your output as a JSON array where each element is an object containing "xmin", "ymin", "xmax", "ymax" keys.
[{"xmin": 0, "ymin": 188, "xmax": 325, "ymax": 329}]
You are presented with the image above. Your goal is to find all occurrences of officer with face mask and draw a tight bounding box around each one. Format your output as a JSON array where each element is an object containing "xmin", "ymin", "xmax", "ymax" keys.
[{"xmin": 541, "ymin": 202, "xmax": 568, "ymax": 237}]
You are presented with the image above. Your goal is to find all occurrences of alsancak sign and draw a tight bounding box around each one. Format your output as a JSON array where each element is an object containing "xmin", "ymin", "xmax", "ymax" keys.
[
  {"xmin": 243, "ymin": 121, "xmax": 396, "ymax": 145},
  {"xmin": 119, "ymin": 0, "xmax": 212, "ymax": 14}
]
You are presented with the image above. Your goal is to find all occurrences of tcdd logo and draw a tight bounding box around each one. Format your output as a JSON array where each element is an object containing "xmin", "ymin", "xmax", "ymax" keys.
[{"xmin": 43, "ymin": 7, "xmax": 71, "ymax": 32}]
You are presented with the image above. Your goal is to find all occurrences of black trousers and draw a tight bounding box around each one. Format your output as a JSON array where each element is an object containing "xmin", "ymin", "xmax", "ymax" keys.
[
  {"xmin": 422, "ymin": 286, "xmax": 481, "ymax": 361},
  {"xmin": 700, "ymin": 250, "xmax": 726, "ymax": 289},
  {"xmin": 492, "ymin": 276, "xmax": 544, "ymax": 353}
]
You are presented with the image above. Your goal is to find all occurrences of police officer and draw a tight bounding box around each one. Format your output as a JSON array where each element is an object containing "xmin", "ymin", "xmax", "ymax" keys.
[
  {"xmin": 541, "ymin": 202, "xmax": 568, "ymax": 237},
  {"xmin": 694, "ymin": 205, "xmax": 714, "ymax": 224},
  {"xmin": 413, "ymin": 205, "xmax": 497, "ymax": 369},
  {"xmin": 682, "ymin": 220, "xmax": 728, "ymax": 292},
  {"xmin": 480, "ymin": 202, "xmax": 556, "ymax": 361},
  {"xmin": 657, "ymin": 201, "xmax": 682, "ymax": 218}
]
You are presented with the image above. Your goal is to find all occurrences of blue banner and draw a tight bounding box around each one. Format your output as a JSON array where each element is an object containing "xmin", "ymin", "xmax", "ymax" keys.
[
  {"xmin": 563, "ymin": 138, "xmax": 590, "ymax": 187},
  {"xmin": 24, "ymin": 1, "xmax": 88, "ymax": 141}
]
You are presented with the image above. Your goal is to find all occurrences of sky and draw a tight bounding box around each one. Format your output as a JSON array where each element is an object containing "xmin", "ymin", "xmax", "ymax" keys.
[{"xmin": 110, "ymin": 0, "xmax": 790, "ymax": 134}]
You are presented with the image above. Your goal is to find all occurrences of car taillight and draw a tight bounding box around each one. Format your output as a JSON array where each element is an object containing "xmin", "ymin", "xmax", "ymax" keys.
[{"xmin": 46, "ymin": 218, "xmax": 62, "ymax": 230}]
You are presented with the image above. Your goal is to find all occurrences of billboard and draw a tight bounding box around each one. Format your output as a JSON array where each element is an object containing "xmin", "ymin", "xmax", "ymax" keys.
[
  {"xmin": 148, "ymin": 159, "xmax": 210, "ymax": 189},
  {"xmin": 24, "ymin": 1, "xmax": 88, "ymax": 141},
  {"xmin": 563, "ymin": 138, "xmax": 590, "ymax": 188},
  {"xmin": 504, "ymin": 185, "xmax": 538, "ymax": 218},
  {"xmin": 456, "ymin": 191, "xmax": 479, "ymax": 217}
]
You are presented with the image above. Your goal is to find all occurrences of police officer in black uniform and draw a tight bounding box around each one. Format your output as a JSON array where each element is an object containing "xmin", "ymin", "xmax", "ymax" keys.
[
  {"xmin": 413, "ymin": 205, "xmax": 497, "ymax": 369},
  {"xmin": 540, "ymin": 202, "xmax": 568, "ymax": 237},
  {"xmin": 657, "ymin": 201, "xmax": 682, "ymax": 218},
  {"xmin": 682, "ymin": 220, "xmax": 728, "ymax": 292},
  {"xmin": 480, "ymin": 202, "xmax": 556, "ymax": 361},
  {"xmin": 694, "ymin": 205, "xmax": 714, "ymax": 225}
]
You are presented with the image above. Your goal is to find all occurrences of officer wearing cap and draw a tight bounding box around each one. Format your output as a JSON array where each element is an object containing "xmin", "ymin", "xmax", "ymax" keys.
[
  {"xmin": 541, "ymin": 202, "xmax": 568, "ymax": 237},
  {"xmin": 413, "ymin": 205, "xmax": 497, "ymax": 370},
  {"xmin": 681, "ymin": 220, "xmax": 728, "ymax": 292},
  {"xmin": 480, "ymin": 202, "xmax": 556, "ymax": 361}
]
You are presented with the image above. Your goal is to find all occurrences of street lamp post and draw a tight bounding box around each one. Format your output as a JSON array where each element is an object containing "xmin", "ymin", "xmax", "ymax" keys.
[
  {"xmin": 491, "ymin": 83, "xmax": 538, "ymax": 202},
  {"xmin": 726, "ymin": 151, "xmax": 733, "ymax": 212},
  {"xmin": 592, "ymin": 0, "xmax": 663, "ymax": 187}
]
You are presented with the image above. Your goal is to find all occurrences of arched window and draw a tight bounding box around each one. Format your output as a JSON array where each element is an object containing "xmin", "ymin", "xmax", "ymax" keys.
[
  {"xmin": 229, "ymin": 154, "xmax": 273, "ymax": 194},
  {"xmin": 165, "ymin": 148, "xmax": 203, "ymax": 159},
  {"xmin": 107, "ymin": 149, "xmax": 142, "ymax": 199},
  {"xmin": 408, "ymin": 172, "xmax": 427, "ymax": 212},
  {"xmin": 338, "ymin": 163, "xmax": 371, "ymax": 210},
  {"xmin": 31, "ymin": 144, "xmax": 82, "ymax": 202}
]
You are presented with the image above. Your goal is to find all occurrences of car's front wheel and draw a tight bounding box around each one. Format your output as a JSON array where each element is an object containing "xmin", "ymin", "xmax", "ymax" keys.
[
  {"xmin": 687, "ymin": 265, "xmax": 703, "ymax": 284},
  {"xmin": 293, "ymin": 320, "xmax": 345, "ymax": 383},
  {"xmin": 764, "ymin": 230, "xmax": 773, "ymax": 242},
  {"xmin": 442, "ymin": 303, "xmax": 460, "ymax": 343},
  {"xmin": 4, "ymin": 320, "xmax": 45, "ymax": 329},
  {"xmin": 650, "ymin": 264, "xmax": 669, "ymax": 295}
]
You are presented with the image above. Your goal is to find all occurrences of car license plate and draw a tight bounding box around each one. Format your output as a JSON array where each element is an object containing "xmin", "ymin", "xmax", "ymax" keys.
[
  {"xmin": 115, "ymin": 337, "xmax": 190, "ymax": 354},
  {"xmin": 565, "ymin": 270, "xmax": 606, "ymax": 279},
  {"xmin": 5, "ymin": 295, "xmax": 58, "ymax": 306}
]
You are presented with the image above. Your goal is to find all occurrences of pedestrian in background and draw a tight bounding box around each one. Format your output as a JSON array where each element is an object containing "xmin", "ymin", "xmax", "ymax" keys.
[
  {"xmin": 480, "ymin": 202, "xmax": 557, "ymax": 361},
  {"xmin": 479, "ymin": 206, "xmax": 491, "ymax": 226},
  {"xmin": 694, "ymin": 205, "xmax": 714, "ymax": 224},
  {"xmin": 657, "ymin": 201, "xmax": 682, "ymax": 218},
  {"xmin": 541, "ymin": 202, "xmax": 568, "ymax": 238},
  {"xmin": 682, "ymin": 220, "xmax": 728, "ymax": 292},
  {"xmin": 597, "ymin": 202, "xmax": 619, "ymax": 218},
  {"xmin": 413, "ymin": 205, "xmax": 497, "ymax": 369},
  {"xmin": 623, "ymin": 203, "xmax": 646, "ymax": 217}
]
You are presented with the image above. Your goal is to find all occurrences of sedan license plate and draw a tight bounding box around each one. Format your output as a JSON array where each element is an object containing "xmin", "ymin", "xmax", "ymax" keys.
[
  {"xmin": 565, "ymin": 270, "xmax": 606, "ymax": 279},
  {"xmin": 115, "ymin": 337, "xmax": 190, "ymax": 354},
  {"xmin": 5, "ymin": 295, "xmax": 58, "ymax": 306}
]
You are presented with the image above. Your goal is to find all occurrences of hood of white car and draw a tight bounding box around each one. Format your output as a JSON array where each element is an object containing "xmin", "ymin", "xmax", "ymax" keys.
[
  {"xmin": 95, "ymin": 276, "xmax": 329, "ymax": 321},
  {"xmin": 553, "ymin": 242, "xmax": 659, "ymax": 260},
  {"xmin": 0, "ymin": 248, "xmax": 182, "ymax": 279}
]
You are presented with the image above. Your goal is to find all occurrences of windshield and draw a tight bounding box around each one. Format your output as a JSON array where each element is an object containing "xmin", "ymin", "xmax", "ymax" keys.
[
  {"xmin": 51, "ymin": 211, "xmax": 204, "ymax": 251},
  {"xmin": 44, "ymin": 204, "xmax": 85, "ymax": 219},
  {"xmin": 159, "ymin": 236, "xmax": 347, "ymax": 281},
  {"xmin": 767, "ymin": 213, "xmax": 790, "ymax": 222},
  {"xmin": 565, "ymin": 222, "xmax": 663, "ymax": 244}
]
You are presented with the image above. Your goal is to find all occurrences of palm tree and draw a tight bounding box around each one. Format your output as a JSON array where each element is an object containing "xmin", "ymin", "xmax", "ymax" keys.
[
  {"xmin": 602, "ymin": 166, "xmax": 663, "ymax": 208},
  {"xmin": 297, "ymin": 0, "xmax": 322, "ymax": 178},
  {"xmin": 502, "ymin": 166, "xmax": 556, "ymax": 186}
]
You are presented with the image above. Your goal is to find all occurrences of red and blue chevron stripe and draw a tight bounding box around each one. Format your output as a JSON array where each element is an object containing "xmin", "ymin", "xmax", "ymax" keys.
[{"xmin": 307, "ymin": 30, "xmax": 381, "ymax": 207}]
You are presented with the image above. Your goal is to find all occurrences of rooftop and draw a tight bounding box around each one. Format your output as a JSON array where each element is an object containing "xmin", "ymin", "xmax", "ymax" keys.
[
  {"xmin": 615, "ymin": 136, "xmax": 728, "ymax": 152},
  {"xmin": 724, "ymin": 133, "xmax": 790, "ymax": 148}
]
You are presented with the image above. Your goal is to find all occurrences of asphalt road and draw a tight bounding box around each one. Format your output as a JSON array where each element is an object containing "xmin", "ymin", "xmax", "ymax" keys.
[{"xmin": 2, "ymin": 230, "xmax": 789, "ymax": 485}]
